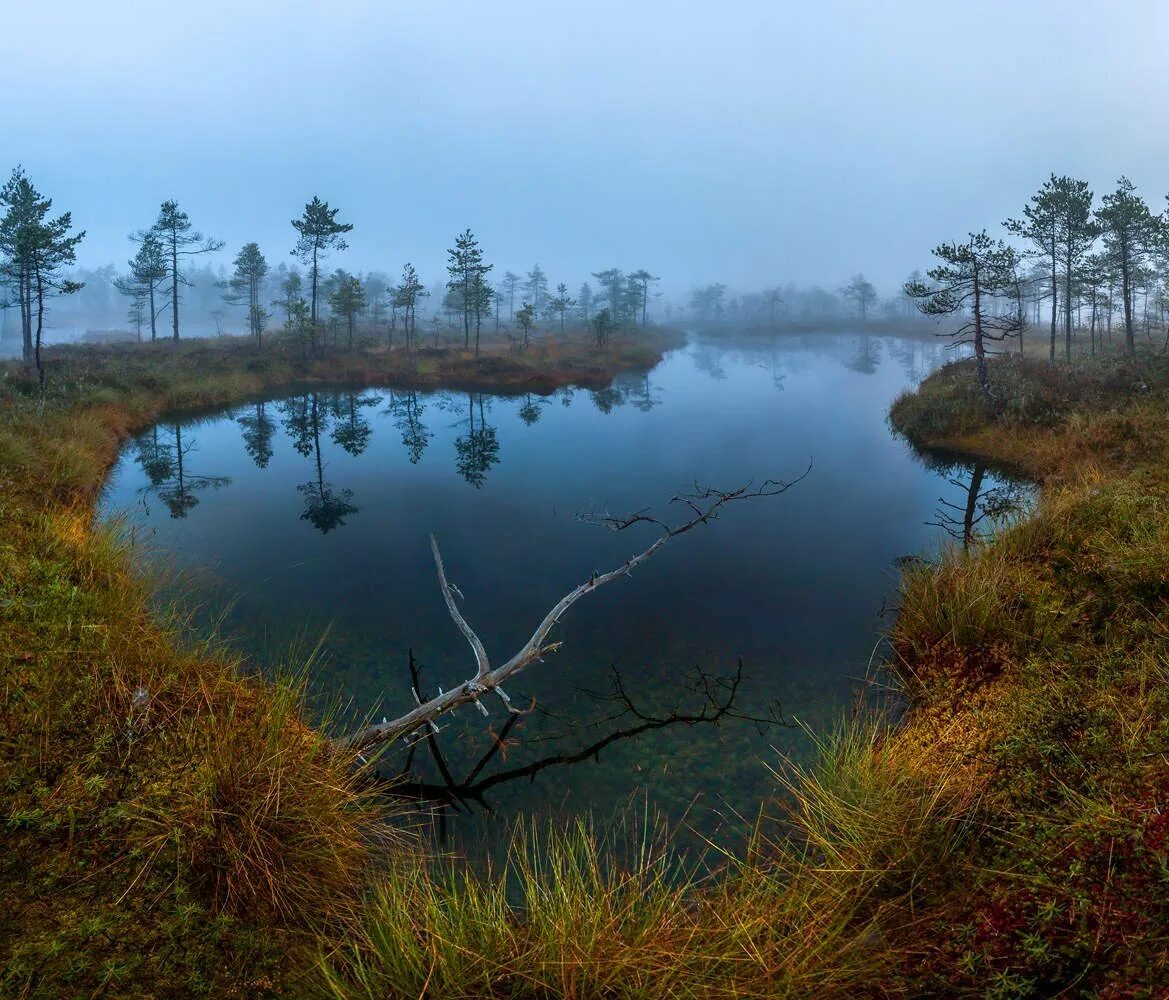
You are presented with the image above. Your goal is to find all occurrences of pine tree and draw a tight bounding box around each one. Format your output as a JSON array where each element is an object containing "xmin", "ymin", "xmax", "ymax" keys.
[
  {"xmin": 629, "ymin": 269, "xmax": 659, "ymax": 326},
  {"xmin": 548, "ymin": 282, "xmax": 576, "ymax": 333},
  {"xmin": 291, "ymin": 197, "xmax": 352, "ymax": 332},
  {"xmin": 905, "ymin": 231, "xmax": 1022, "ymax": 400},
  {"xmin": 515, "ymin": 301, "xmax": 535, "ymax": 349},
  {"xmin": 152, "ymin": 200, "xmax": 224, "ymax": 341},
  {"xmin": 0, "ymin": 167, "xmax": 48, "ymax": 362},
  {"xmin": 114, "ymin": 231, "xmax": 168, "ymax": 341},
  {"xmin": 1095, "ymin": 177, "xmax": 1161, "ymax": 357},
  {"xmin": 1006, "ymin": 177, "xmax": 1063, "ymax": 364},
  {"xmin": 327, "ymin": 271, "xmax": 366, "ymax": 351},
  {"xmin": 841, "ymin": 273, "xmax": 877, "ymax": 320},
  {"xmin": 577, "ymin": 281, "xmax": 594, "ymax": 321},
  {"xmin": 445, "ymin": 230, "xmax": 492, "ymax": 354},
  {"xmin": 393, "ymin": 262, "xmax": 426, "ymax": 352},
  {"xmin": 591, "ymin": 268, "xmax": 625, "ymax": 320},
  {"xmin": 227, "ymin": 242, "xmax": 269, "ymax": 345},
  {"xmin": 0, "ymin": 167, "xmax": 85, "ymax": 402},
  {"xmin": 524, "ymin": 264, "xmax": 549, "ymax": 317},
  {"xmin": 1050, "ymin": 177, "xmax": 1099, "ymax": 363},
  {"xmin": 500, "ymin": 271, "xmax": 520, "ymax": 320}
]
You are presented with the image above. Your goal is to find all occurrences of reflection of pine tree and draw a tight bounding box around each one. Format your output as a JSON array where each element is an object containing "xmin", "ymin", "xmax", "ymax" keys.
[
  {"xmin": 297, "ymin": 481, "xmax": 357, "ymax": 533},
  {"xmin": 630, "ymin": 374, "xmax": 660, "ymax": 412},
  {"xmin": 454, "ymin": 393, "xmax": 500, "ymax": 488},
  {"xmin": 929, "ymin": 461, "xmax": 1029, "ymax": 550},
  {"xmin": 237, "ymin": 402, "xmax": 276, "ymax": 468},
  {"xmin": 134, "ymin": 426, "xmax": 175, "ymax": 485},
  {"xmin": 279, "ymin": 392, "xmax": 319, "ymax": 457},
  {"xmin": 278, "ymin": 392, "xmax": 361, "ymax": 533},
  {"xmin": 589, "ymin": 386, "xmax": 625, "ymax": 414},
  {"xmin": 843, "ymin": 334, "xmax": 882, "ymax": 375},
  {"xmin": 136, "ymin": 424, "xmax": 229, "ymax": 519},
  {"xmin": 327, "ymin": 390, "xmax": 381, "ymax": 456},
  {"xmin": 517, "ymin": 393, "xmax": 546, "ymax": 426},
  {"xmin": 386, "ymin": 391, "xmax": 432, "ymax": 464},
  {"xmin": 691, "ymin": 345, "xmax": 727, "ymax": 380}
]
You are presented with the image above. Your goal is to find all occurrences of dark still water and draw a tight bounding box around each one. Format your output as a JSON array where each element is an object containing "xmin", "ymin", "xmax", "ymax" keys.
[{"xmin": 98, "ymin": 332, "xmax": 1022, "ymax": 851}]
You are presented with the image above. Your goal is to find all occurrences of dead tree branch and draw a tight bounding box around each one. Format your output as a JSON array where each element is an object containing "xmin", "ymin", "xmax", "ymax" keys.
[
  {"xmin": 339, "ymin": 468, "xmax": 811, "ymax": 754},
  {"xmin": 379, "ymin": 658, "xmax": 790, "ymax": 814}
]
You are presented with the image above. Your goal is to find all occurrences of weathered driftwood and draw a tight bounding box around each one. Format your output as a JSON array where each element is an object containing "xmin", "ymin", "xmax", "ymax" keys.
[{"xmin": 339, "ymin": 472, "xmax": 810, "ymax": 754}]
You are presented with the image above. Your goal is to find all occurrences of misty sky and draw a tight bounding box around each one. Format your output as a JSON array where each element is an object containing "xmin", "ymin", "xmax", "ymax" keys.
[{"xmin": 4, "ymin": 0, "xmax": 1168, "ymax": 299}]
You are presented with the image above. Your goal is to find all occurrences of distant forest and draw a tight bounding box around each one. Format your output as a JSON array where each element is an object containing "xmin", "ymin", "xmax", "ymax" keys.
[
  {"xmin": 19, "ymin": 167, "xmax": 1167, "ymax": 360},
  {"xmin": 1, "ymin": 167, "xmax": 933, "ymax": 359}
]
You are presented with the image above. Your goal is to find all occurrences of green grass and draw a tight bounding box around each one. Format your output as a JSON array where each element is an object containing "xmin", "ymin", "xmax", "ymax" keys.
[{"xmin": 324, "ymin": 720, "xmax": 980, "ymax": 999}]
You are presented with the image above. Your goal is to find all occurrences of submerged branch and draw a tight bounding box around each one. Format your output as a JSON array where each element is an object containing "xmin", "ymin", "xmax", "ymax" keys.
[
  {"xmin": 381, "ymin": 659, "xmax": 790, "ymax": 813},
  {"xmin": 339, "ymin": 468, "xmax": 810, "ymax": 754}
]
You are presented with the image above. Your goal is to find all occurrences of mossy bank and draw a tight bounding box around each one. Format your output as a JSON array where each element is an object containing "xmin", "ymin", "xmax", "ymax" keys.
[{"xmin": 884, "ymin": 351, "xmax": 1169, "ymax": 993}]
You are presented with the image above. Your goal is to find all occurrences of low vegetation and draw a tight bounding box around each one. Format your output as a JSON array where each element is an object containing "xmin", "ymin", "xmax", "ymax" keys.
[
  {"xmin": 5, "ymin": 327, "xmax": 1169, "ymax": 995},
  {"xmin": 886, "ymin": 350, "xmax": 1169, "ymax": 993}
]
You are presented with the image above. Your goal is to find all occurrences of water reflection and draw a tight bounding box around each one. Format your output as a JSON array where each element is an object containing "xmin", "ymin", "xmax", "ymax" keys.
[
  {"xmin": 279, "ymin": 392, "xmax": 362, "ymax": 533},
  {"xmin": 123, "ymin": 335, "xmax": 990, "ymax": 543},
  {"xmin": 134, "ymin": 423, "xmax": 230, "ymax": 518},
  {"xmin": 693, "ymin": 332, "xmax": 957, "ymax": 390},
  {"xmin": 454, "ymin": 393, "xmax": 501, "ymax": 488},
  {"xmin": 328, "ymin": 390, "xmax": 380, "ymax": 456},
  {"xmin": 517, "ymin": 393, "xmax": 547, "ymax": 426},
  {"xmin": 237, "ymin": 402, "xmax": 276, "ymax": 468},
  {"xmin": 385, "ymin": 390, "xmax": 432, "ymax": 464},
  {"xmin": 385, "ymin": 652, "xmax": 786, "ymax": 829},
  {"xmin": 925, "ymin": 459, "xmax": 1030, "ymax": 549},
  {"xmin": 845, "ymin": 335, "xmax": 882, "ymax": 375},
  {"xmin": 590, "ymin": 385, "xmax": 625, "ymax": 413}
]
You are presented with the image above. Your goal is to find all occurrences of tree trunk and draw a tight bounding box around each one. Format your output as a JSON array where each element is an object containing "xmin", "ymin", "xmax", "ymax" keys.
[
  {"xmin": 1089, "ymin": 295, "xmax": 1097, "ymax": 358},
  {"xmin": 961, "ymin": 463, "xmax": 985, "ymax": 550},
  {"xmin": 972, "ymin": 266, "xmax": 990, "ymax": 401},
  {"xmin": 1048, "ymin": 258, "xmax": 1057, "ymax": 365},
  {"xmin": 463, "ymin": 273, "xmax": 472, "ymax": 350},
  {"xmin": 1121, "ymin": 255, "xmax": 1135, "ymax": 356},
  {"xmin": 171, "ymin": 234, "xmax": 180, "ymax": 341},
  {"xmin": 33, "ymin": 262, "xmax": 45, "ymax": 407},
  {"xmin": 310, "ymin": 245, "xmax": 319, "ymax": 327},
  {"xmin": 20, "ymin": 267, "xmax": 32, "ymax": 363},
  {"xmin": 174, "ymin": 425, "xmax": 186, "ymax": 507}
]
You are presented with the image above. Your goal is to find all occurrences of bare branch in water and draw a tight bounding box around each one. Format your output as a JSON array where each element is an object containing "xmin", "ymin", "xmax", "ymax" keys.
[
  {"xmin": 380, "ymin": 657, "xmax": 791, "ymax": 813},
  {"xmin": 339, "ymin": 467, "xmax": 811, "ymax": 754}
]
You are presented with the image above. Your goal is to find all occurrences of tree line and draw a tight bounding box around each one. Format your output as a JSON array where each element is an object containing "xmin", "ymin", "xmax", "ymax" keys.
[
  {"xmin": 904, "ymin": 174, "xmax": 1169, "ymax": 397},
  {"xmin": 687, "ymin": 275, "xmax": 888, "ymax": 326},
  {"xmin": 0, "ymin": 168, "xmax": 663, "ymax": 369}
]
